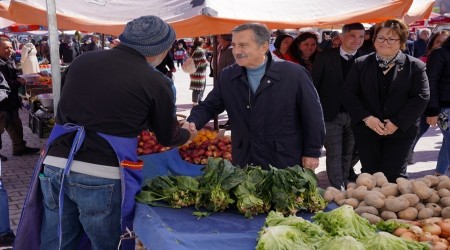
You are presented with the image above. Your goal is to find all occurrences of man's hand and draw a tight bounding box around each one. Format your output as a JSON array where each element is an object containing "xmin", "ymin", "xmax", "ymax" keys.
[
  {"xmin": 182, "ymin": 121, "xmax": 198, "ymax": 141},
  {"xmin": 302, "ymin": 156, "xmax": 319, "ymax": 170}
]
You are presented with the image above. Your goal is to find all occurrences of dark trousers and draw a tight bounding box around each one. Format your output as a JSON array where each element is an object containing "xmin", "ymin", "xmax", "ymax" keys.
[
  {"xmin": 324, "ymin": 112, "xmax": 355, "ymax": 190},
  {"xmin": 353, "ymin": 124, "xmax": 415, "ymax": 183},
  {"xmin": 0, "ymin": 110, "xmax": 26, "ymax": 153},
  {"xmin": 409, "ymin": 114, "xmax": 430, "ymax": 153}
]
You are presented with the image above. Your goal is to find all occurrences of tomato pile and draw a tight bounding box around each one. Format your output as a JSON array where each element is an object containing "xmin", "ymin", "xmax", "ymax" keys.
[
  {"xmin": 137, "ymin": 129, "xmax": 232, "ymax": 164},
  {"xmin": 137, "ymin": 130, "xmax": 171, "ymax": 155}
]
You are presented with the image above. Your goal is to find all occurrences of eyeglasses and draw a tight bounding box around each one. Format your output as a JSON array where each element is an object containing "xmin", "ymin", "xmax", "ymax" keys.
[{"xmin": 375, "ymin": 37, "xmax": 400, "ymax": 44}]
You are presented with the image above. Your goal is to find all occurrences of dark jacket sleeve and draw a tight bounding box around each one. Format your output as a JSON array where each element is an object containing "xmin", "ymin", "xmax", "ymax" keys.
[
  {"xmin": 426, "ymin": 48, "xmax": 447, "ymax": 116},
  {"xmin": 389, "ymin": 59, "xmax": 429, "ymax": 131},
  {"xmin": 297, "ymin": 67, "xmax": 325, "ymax": 158},
  {"xmin": 311, "ymin": 51, "xmax": 325, "ymax": 90}
]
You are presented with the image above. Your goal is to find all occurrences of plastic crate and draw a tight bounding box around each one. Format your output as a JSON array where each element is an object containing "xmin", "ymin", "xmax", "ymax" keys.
[{"xmin": 35, "ymin": 116, "xmax": 53, "ymax": 139}]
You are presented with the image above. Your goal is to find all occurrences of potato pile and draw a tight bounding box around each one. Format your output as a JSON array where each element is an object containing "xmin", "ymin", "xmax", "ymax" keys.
[{"xmin": 324, "ymin": 172, "xmax": 450, "ymax": 224}]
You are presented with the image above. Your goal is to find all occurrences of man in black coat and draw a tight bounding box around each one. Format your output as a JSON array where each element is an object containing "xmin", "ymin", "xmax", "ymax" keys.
[
  {"xmin": 312, "ymin": 23, "xmax": 366, "ymax": 190},
  {"xmin": 185, "ymin": 23, "xmax": 325, "ymax": 170}
]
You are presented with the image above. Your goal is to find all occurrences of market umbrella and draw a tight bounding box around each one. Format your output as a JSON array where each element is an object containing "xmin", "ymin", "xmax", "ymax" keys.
[
  {"xmin": 7, "ymin": 0, "xmax": 414, "ymax": 38},
  {"xmin": 403, "ymin": 0, "xmax": 435, "ymax": 25},
  {"xmin": 428, "ymin": 15, "xmax": 450, "ymax": 24},
  {"xmin": 1, "ymin": 23, "xmax": 46, "ymax": 32}
]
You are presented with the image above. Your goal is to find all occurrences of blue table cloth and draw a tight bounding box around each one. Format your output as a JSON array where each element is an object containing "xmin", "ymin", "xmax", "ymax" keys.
[
  {"xmin": 133, "ymin": 203, "xmax": 337, "ymax": 250},
  {"xmin": 134, "ymin": 148, "xmax": 337, "ymax": 249}
]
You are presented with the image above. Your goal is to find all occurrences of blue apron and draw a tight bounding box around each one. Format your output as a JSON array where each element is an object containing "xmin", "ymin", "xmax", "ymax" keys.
[{"xmin": 14, "ymin": 123, "xmax": 143, "ymax": 250}]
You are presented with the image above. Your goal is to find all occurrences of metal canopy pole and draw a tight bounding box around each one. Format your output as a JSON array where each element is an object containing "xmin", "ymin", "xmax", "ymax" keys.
[{"xmin": 45, "ymin": 0, "xmax": 61, "ymax": 114}]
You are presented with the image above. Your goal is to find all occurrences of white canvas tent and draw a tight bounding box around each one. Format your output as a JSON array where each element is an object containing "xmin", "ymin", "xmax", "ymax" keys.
[
  {"xmin": 2, "ymin": 0, "xmax": 432, "ymax": 111},
  {"xmin": 6, "ymin": 0, "xmax": 415, "ymax": 38},
  {"xmin": 404, "ymin": 0, "xmax": 435, "ymax": 24}
]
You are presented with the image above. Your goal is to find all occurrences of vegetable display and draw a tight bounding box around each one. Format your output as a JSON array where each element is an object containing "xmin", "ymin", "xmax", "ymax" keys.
[
  {"xmin": 323, "ymin": 172, "xmax": 450, "ymax": 249},
  {"xmin": 137, "ymin": 158, "xmax": 327, "ymax": 218},
  {"xmin": 256, "ymin": 205, "xmax": 430, "ymax": 250},
  {"xmin": 324, "ymin": 173, "xmax": 450, "ymax": 222}
]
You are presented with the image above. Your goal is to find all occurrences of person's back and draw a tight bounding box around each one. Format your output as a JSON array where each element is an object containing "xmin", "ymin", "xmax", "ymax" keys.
[{"xmin": 59, "ymin": 42, "xmax": 77, "ymax": 63}]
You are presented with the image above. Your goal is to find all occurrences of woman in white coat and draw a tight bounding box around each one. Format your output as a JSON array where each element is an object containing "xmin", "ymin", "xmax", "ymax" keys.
[{"xmin": 20, "ymin": 42, "xmax": 40, "ymax": 75}]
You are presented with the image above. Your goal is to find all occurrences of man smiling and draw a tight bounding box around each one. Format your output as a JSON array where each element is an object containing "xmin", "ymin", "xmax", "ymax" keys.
[{"xmin": 184, "ymin": 23, "xmax": 325, "ymax": 170}]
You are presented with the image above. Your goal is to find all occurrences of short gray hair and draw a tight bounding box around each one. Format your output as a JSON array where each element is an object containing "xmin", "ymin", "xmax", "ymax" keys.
[{"xmin": 231, "ymin": 23, "xmax": 271, "ymax": 46}]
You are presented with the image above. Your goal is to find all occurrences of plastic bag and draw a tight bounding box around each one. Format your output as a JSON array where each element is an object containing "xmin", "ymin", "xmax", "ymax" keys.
[{"xmin": 181, "ymin": 57, "xmax": 197, "ymax": 74}]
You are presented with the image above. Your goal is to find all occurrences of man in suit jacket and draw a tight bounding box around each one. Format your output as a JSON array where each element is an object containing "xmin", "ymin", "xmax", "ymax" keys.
[{"xmin": 312, "ymin": 23, "xmax": 366, "ymax": 190}]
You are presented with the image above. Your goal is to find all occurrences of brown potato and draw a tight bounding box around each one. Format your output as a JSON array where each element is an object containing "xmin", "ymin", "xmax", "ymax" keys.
[
  {"xmin": 381, "ymin": 210, "xmax": 398, "ymax": 220},
  {"xmin": 425, "ymin": 203, "xmax": 442, "ymax": 217},
  {"xmin": 398, "ymin": 207, "xmax": 418, "ymax": 220},
  {"xmin": 356, "ymin": 173, "xmax": 376, "ymax": 190},
  {"xmin": 400, "ymin": 194, "xmax": 420, "ymax": 207},
  {"xmin": 385, "ymin": 196, "xmax": 410, "ymax": 212},
  {"xmin": 424, "ymin": 175, "xmax": 440, "ymax": 187},
  {"xmin": 396, "ymin": 178, "xmax": 413, "ymax": 194},
  {"xmin": 414, "ymin": 202, "xmax": 425, "ymax": 211},
  {"xmin": 373, "ymin": 172, "xmax": 389, "ymax": 187},
  {"xmin": 412, "ymin": 181, "xmax": 433, "ymax": 200},
  {"xmin": 437, "ymin": 188, "xmax": 450, "ymax": 198},
  {"xmin": 440, "ymin": 197, "xmax": 450, "ymax": 207},
  {"xmin": 416, "ymin": 177, "xmax": 432, "ymax": 187},
  {"xmin": 352, "ymin": 185, "xmax": 369, "ymax": 201},
  {"xmin": 418, "ymin": 207, "xmax": 434, "ymax": 220},
  {"xmin": 437, "ymin": 179, "xmax": 450, "ymax": 190},
  {"xmin": 355, "ymin": 206, "xmax": 379, "ymax": 216},
  {"xmin": 339, "ymin": 198, "xmax": 359, "ymax": 208},
  {"xmin": 424, "ymin": 192, "xmax": 440, "ymax": 204},
  {"xmin": 361, "ymin": 213, "xmax": 383, "ymax": 224},
  {"xmin": 441, "ymin": 207, "xmax": 450, "ymax": 219},
  {"xmin": 380, "ymin": 183, "xmax": 399, "ymax": 197},
  {"xmin": 364, "ymin": 193, "xmax": 385, "ymax": 209}
]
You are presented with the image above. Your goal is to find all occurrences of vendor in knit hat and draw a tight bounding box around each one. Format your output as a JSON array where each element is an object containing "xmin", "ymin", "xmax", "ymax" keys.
[
  {"xmin": 119, "ymin": 15, "xmax": 176, "ymax": 66},
  {"xmin": 17, "ymin": 15, "xmax": 194, "ymax": 250}
]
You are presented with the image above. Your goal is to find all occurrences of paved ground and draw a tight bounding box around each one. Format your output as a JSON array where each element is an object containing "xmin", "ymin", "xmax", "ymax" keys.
[{"xmin": 0, "ymin": 68, "xmax": 444, "ymax": 236}]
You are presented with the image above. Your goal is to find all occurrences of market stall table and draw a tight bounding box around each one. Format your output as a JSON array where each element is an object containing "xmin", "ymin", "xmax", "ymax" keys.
[
  {"xmin": 134, "ymin": 147, "xmax": 336, "ymax": 249},
  {"xmin": 133, "ymin": 202, "xmax": 337, "ymax": 250}
]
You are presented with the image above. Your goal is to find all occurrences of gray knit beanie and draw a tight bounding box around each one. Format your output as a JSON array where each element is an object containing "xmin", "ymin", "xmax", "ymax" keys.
[{"xmin": 119, "ymin": 15, "xmax": 176, "ymax": 57}]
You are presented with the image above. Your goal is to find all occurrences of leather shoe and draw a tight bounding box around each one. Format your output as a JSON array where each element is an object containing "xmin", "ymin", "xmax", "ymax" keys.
[
  {"xmin": 0, "ymin": 154, "xmax": 7, "ymax": 161},
  {"xmin": 13, "ymin": 147, "xmax": 40, "ymax": 156}
]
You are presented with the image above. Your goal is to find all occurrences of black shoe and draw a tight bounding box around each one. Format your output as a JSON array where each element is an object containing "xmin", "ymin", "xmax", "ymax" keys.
[
  {"xmin": 13, "ymin": 147, "xmax": 40, "ymax": 156},
  {"xmin": 0, "ymin": 154, "xmax": 7, "ymax": 161},
  {"xmin": 0, "ymin": 231, "xmax": 15, "ymax": 247}
]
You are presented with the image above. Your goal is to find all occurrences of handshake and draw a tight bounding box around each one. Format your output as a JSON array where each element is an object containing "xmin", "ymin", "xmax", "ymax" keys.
[{"xmin": 182, "ymin": 121, "xmax": 198, "ymax": 141}]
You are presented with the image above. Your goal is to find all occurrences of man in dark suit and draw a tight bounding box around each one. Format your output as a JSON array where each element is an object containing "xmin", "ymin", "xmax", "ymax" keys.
[{"xmin": 312, "ymin": 23, "xmax": 366, "ymax": 190}]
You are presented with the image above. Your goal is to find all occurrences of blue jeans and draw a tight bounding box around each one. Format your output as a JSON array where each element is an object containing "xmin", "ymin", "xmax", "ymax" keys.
[
  {"xmin": 39, "ymin": 165, "xmax": 122, "ymax": 250},
  {"xmin": 436, "ymin": 108, "xmax": 450, "ymax": 175},
  {"xmin": 0, "ymin": 182, "xmax": 11, "ymax": 234}
]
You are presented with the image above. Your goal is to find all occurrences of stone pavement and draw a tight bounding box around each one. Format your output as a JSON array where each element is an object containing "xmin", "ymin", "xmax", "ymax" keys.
[{"xmin": 0, "ymin": 69, "xmax": 444, "ymax": 235}]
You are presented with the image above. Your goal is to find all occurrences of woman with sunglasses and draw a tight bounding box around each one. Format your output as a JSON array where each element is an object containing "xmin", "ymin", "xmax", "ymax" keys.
[{"xmin": 342, "ymin": 19, "xmax": 430, "ymax": 182}]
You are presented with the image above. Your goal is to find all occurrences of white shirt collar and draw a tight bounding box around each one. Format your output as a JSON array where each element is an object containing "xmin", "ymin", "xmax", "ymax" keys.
[{"xmin": 339, "ymin": 47, "xmax": 356, "ymax": 60}]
